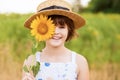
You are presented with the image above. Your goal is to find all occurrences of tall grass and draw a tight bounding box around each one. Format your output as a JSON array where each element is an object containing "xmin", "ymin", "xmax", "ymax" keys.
[
  {"xmin": 66, "ymin": 13, "xmax": 120, "ymax": 63},
  {"xmin": 0, "ymin": 13, "xmax": 32, "ymax": 61}
]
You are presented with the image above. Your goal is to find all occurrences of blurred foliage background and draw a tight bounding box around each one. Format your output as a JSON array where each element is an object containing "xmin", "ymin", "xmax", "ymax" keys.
[
  {"xmin": 0, "ymin": 0, "xmax": 120, "ymax": 80},
  {"xmin": 73, "ymin": 0, "xmax": 120, "ymax": 13}
]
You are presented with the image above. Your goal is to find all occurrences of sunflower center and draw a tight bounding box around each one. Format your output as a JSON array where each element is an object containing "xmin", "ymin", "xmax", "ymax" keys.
[{"xmin": 37, "ymin": 22, "xmax": 48, "ymax": 35}]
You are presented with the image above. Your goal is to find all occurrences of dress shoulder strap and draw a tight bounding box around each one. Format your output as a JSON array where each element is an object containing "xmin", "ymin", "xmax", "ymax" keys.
[
  {"xmin": 72, "ymin": 51, "xmax": 76, "ymax": 63},
  {"xmin": 35, "ymin": 52, "xmax": 41, "ymax": 62}
]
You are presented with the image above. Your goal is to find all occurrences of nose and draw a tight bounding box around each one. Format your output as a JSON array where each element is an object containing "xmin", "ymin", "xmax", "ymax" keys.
[{"xmin": 54, "ymin": 27, "xmax": 59, "ymax": 34}]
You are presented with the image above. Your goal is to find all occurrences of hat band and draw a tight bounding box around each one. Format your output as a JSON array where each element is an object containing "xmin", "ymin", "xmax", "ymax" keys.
[{"xmin": 38, "ymin": 5, "xmax": 70, "ymax": 12}]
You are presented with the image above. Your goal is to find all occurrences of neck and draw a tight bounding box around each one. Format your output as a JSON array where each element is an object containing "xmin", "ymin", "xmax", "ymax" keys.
[{"xmin": 42, "ymin": 45, "xmax": 68, "ymax": 56}]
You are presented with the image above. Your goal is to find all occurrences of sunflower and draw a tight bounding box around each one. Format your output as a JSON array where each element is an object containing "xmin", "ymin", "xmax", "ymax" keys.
[{"xmin": 30, "ymin": 15, "xmax": 55, "ymax": 41}]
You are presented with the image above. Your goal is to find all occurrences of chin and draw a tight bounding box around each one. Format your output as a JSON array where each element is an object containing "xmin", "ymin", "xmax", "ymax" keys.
[
  {"xmin": 47, "ymin": 39, "xmax": 64, "ymax": 48},
  {"xmin": 50, "ymin": 41, "xmax": 63, "ymax": 48}
]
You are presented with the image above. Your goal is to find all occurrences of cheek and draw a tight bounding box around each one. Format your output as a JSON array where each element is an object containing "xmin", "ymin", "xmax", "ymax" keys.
[{"xmin": 63, "ymin": 29, "xmax": 68, "ymax": 39}]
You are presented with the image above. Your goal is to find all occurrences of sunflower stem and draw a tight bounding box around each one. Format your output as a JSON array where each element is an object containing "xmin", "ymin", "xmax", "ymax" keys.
[{"xmin": 32, "ymin": 40, "xmax": 38, "ymax": 54}]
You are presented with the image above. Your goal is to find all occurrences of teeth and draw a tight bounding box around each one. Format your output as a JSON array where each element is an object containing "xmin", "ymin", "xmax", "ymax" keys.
[{"xmin": 52, "ymin": 36, "xmax": 61, "ymax": 40}]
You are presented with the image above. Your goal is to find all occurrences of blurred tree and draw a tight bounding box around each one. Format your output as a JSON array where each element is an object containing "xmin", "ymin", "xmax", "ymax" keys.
[
  {"xmin": 72, "ymin": 0, "xmax": 83, "ymax": 13},
  {"xmin": 88, "ymin": 0, "xmax": 120, "ymax": 13}
]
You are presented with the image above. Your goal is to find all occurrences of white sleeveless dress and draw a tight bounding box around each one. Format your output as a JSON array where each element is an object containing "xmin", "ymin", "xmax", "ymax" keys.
[{"xmin": 35, "ymin": 51, "xmax": 77, "ymax": 80}]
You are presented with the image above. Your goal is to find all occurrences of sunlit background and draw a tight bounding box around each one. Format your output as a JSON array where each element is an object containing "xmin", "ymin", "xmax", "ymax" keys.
[
  {"xmin": 0, "ymin": 0, "xmax": 120, "ymax": 80},
  {"xmin": 0, "ymin": 0, "xmax": 90, "ymax": 13}
]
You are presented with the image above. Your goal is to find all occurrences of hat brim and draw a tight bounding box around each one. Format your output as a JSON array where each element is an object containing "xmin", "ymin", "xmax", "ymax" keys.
[{"xmin": 24, "ymin": 9, "xmax": 85, "ymax": 29}]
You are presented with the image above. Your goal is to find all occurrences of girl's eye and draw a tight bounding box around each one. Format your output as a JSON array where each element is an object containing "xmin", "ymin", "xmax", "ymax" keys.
[{"xmin": 59, "ymin": 26, "xmax": 65, "ymax": 28}]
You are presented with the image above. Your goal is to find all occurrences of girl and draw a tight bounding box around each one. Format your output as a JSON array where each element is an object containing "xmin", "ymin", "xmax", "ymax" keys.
[{"xmin": 22, "ymin": 0, "xmax": 89, "ymax": 80}]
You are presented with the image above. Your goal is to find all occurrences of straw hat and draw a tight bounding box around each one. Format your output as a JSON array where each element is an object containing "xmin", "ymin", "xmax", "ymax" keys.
[{"xmin": 24, "ymin": 0, "xmax": 85, "ymax": 29}]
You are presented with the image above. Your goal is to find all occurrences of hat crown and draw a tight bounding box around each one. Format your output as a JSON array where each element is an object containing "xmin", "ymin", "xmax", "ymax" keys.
[
  {"xmin": 37, "ymin": 0, "xmax": 72, "ymax": 12},
  {"xmin": 24, "ymin": 0, "xmax": 85, "ymax": 29}
]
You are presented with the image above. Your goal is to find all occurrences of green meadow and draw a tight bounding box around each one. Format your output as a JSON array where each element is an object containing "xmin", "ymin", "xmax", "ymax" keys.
[{"xmin": 0, "ymin": 13, "xmax": 120, "ymax": 80}]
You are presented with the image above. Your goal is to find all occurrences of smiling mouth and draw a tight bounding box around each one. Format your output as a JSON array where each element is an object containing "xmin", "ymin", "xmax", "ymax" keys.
[{"xmin": 52, "ymin": 36, "xmax": 62, "ymax": 40}]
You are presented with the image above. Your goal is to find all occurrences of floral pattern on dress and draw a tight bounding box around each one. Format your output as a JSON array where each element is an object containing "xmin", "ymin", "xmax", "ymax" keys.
[{"xmin": 35, "ymin": 52, "xmax": 77, "ymax": 80}]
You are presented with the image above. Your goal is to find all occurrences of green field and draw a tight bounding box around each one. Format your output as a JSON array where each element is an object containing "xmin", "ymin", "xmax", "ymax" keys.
[
  {"xmin": 0, "ymin": 13, "xmax": 120, "ymax": 80},
  {"xmin": 0, "ymin": 13, "xmax": 120, "ymax": 63}
]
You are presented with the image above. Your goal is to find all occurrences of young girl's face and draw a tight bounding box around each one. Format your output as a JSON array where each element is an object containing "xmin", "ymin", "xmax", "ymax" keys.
[{"xmin": 46, "ymin": 23, "xmax": 68, "ymax": 47}]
